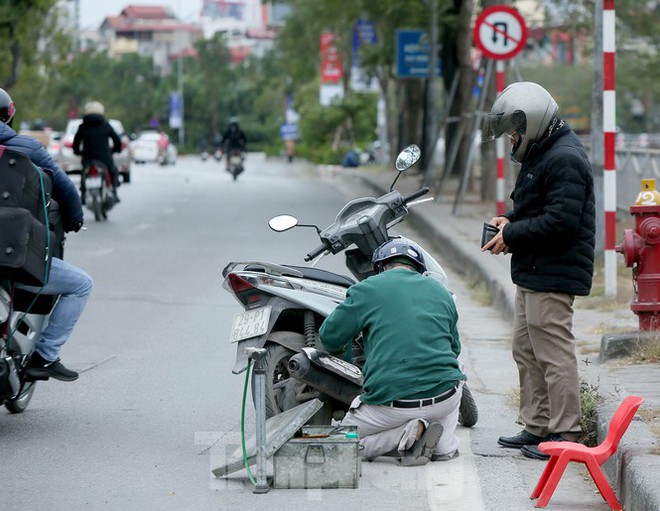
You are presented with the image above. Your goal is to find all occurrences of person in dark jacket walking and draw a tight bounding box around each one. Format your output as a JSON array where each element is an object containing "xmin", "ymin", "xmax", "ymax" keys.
[
  {"xmin": 73, "ymin": 101, "xmax": 122, "ymax": 202},
  {"xmin": 320, "ymin": 238, "xmax": 465, "ymax": 466},
  {"xmin": 0, "ymin": 87, "xmax": 92, "ymax": 381},
  {"xmin": 480, "ymin": 82, "xmax": 595, "ymax": 460}
]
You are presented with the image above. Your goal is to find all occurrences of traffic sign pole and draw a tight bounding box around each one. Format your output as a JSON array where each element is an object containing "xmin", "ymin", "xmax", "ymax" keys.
[
  {"xmin": 496, "ymin": 60, "xmax": 506, "ymax": 216},
  {"xmin": 473, "ymin": 6, "xmax": 528, "ymax": 216},
  {"xmin": 603, "ymin": 0, "xmax": 617, "ymax": 297}
]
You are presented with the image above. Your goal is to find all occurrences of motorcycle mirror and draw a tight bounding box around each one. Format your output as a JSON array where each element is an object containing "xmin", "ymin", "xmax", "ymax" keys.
[
  {"xmin": 269, "ymin": 214, "xmax": 299, "ymax": 232},
  {"xmin": 391, "ymin": 144, "xmax": 422, "ymax": 191},
  {"xmin": 395, "ymin": 144, "xmax": 421, "ymax": 172}
]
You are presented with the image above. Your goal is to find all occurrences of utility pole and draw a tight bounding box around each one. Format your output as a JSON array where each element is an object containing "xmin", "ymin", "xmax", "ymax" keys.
[
  {"xmin": 74, "ymin": 0, "xmax": 80, "ymax": 54},
  {"xmin": 591, "ymin": 0, "xmax": 605, "ymax": 254},
  {"xmin": 177, "ymin": 0, "xmax": 185, "ymax": 148},
  {"xmin": 423, "ymin": 0, "xmax": 439, "ymax": 187}
]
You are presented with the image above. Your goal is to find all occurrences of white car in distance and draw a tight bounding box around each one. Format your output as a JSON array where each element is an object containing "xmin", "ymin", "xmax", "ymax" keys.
[{"xmin": 131, "ymin": 131, "xmax": 177, "ymax": 165}]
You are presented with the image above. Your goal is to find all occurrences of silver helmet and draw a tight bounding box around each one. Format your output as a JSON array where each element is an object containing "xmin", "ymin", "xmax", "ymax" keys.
[{"xmin": 481, "ymin": 81, "xmax": 559, "ymax": 163}]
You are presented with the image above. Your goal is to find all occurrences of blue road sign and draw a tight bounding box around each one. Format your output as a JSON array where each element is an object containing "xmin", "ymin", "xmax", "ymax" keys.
[
  {"xmin": 396, "ymin": 29, "xmax": 441, "ymax": 78},
  {"xmin": 280, "ymin": 123, "xmax": 298, "ymax": 141}
]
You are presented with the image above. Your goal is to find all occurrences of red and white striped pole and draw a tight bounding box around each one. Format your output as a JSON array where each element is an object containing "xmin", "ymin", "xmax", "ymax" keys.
[
  {"xmin": 603, "ymin": 0, "xmax": 617, "ymax": 297},
  {"xmin": 496, "ymin": 60, "xmax": 506, "ymax": 216}
]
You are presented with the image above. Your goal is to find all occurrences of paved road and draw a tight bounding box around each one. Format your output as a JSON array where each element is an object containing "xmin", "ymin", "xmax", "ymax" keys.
[{"xmin": 1, "ymin": 155, "xmax": 608, "ymax": 510}]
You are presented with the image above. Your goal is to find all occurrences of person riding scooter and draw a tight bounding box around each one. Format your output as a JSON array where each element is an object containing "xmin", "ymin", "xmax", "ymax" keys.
[
  {"xmin": 222, "ymin": 118, "xmax": 247, "ymax": 172},
  {"xmin": 73, "ymin": 101, "xmax": 122, "ymax": 202},
  {"xmin": 0, "ymin": 87, "xmax": 92, "ymax": 382}
]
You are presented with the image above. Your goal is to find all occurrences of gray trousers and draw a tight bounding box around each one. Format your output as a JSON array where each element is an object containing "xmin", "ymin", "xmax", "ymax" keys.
[
  {"xmin": 512, "ymin": 286, "xmax": 581, "ymax": 440},
  {"xmin": 341, "ymin": 381, "xmax": 463, "ymax": 460}
]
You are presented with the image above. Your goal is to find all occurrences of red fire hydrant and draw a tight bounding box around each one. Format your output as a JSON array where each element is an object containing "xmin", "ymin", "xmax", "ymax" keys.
[{"xmin": 616, "ymin": 178, "xmax": 660, "ymax": 330}]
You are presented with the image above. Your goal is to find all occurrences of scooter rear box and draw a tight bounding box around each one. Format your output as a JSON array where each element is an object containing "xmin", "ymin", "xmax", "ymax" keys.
[
  {"xmin": 0, "ymin": 207, "xmax": 49, "ymax": 286},
  {"xmin": 0, "ymin": 147, "xmax": 53, "ymax": 225},
  {"xmin": 272, "ymin": 425, "xmax": 360, "ymax": 489}
]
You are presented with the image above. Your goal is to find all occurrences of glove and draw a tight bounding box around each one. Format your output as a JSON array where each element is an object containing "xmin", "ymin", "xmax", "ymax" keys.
[{"xmin": 65, "ymin": 221, "xmax": 84, "ymax": 233}]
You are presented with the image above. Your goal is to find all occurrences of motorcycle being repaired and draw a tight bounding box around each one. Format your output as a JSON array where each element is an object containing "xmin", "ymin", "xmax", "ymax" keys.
[{"xmin": 221, "ymin": 145, "xmax": 478, "ymax": 426}]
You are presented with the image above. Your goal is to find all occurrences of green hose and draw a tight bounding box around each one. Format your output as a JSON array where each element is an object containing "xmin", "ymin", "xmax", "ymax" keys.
[{"xmin": 241, "ymin": 360, "xmax": 257, "ymax": 486}]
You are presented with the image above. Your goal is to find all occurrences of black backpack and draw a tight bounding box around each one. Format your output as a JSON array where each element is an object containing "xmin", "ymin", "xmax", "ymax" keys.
[{"xmin": 0, "ymin": 146, "xmax": 57, "ymax": 286}]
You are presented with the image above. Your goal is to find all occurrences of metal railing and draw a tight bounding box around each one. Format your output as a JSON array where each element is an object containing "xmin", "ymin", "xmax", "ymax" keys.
[{"xmin": 615, "ymin": 147, "xmax": 660, "ymax": 209}]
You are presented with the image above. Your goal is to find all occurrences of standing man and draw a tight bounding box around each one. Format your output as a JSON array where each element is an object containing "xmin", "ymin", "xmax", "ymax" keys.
[
  {"xmin": 319, "ymin": 238, "xmax": 465, "ymax": 466},
  {"xmin": 0, "ymin": 88, "xmax": 92, "ymax": 381},
  {"xmin": 481, "ymin": 81, "xmax": 595, "ymax": 460}
]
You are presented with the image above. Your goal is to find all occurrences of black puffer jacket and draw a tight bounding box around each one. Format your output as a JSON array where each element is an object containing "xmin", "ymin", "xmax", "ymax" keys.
[
  {"xmin": 72, "ymin": 113, "xmax": 121, "ymax": 172},
  {"xmin": 502, "ymin": 123, "xmax": 595, "ymax": 296}
]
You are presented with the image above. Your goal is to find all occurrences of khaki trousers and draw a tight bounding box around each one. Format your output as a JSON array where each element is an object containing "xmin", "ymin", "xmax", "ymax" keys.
[
  {"xmin": 512, "ymin": 287, "xmax": 581, "ymax": 440},
  {"xmin": 341, "ymin": 381, "xmax": 463, "ymax": 460}
]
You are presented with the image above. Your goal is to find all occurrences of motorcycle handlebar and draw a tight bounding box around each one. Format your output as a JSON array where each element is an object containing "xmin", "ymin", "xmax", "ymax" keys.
[
  {"xmin": 305, "ymin": 241, "xmax": 330, "ymax": 262},
  {"xmin": 403, "ymin": 187, "xmax": 430, "ymax": 204}
]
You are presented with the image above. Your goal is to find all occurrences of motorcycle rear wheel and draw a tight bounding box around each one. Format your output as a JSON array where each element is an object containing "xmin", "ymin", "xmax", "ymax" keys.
[
  {"xmin": 5, "ymin": 380, "xmax": 37, "ymax": 414},
  {"xmin": 91, "ymin": 193, "xmax": 103, "ymax": 222},
  {"xmin": 458, "ymin": 383, "xmax": 478, "ymax": 427},
  {"xmin": 252, "ymin": 343, "xmax": 297, "ymax": 419}
]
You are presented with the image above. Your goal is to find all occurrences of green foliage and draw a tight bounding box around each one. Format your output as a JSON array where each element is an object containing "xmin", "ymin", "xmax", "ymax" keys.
[
  {"xmin": 7, "ymin": 0, "xmax": 657, "ymax": 155},
  {"xmin": 544, "ymin": 0, "xmax": 659, "ymax": 133},
  {"xmin": 518, "ymin": 63, "xmax": 594, "ymax": 133},
  {"xmin": 579, "ymin": 380, "xmax": 605, "ymax": 447},
  {"xmin": 45, "ymin": 51, "xmax": 163, "ymax": 133}
]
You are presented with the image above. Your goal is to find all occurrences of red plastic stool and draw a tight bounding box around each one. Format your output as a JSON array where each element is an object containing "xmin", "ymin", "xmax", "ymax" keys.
[{"xmin": 530, "ymin": 395, "xmax": 644, "ymax": 509}]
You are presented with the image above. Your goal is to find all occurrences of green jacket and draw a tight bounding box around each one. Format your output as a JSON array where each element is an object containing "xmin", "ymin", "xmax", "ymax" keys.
[{"xmin": 319, "ymin": 268, "xmax": 465, "ymax": 405}]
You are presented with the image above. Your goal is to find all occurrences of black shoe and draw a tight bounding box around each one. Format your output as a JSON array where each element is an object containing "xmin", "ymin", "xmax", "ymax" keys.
[
  {"xmin": 400, "ymin": 422, "xmax": 444, "ymax": 466},
  {"xmin": 25, "ymin": 352, "xmax": 79, "ymax": 382},
  {"xmin": 112, "ymin": 190, "xmax": 120, "ymax": 203},
  {"xmin": 520, "ymin": 435, "xmax": 565, "ymax": 460},
  {"xmin": 498, "ymin": 430, "xmax": 548, "ymax": 448}
]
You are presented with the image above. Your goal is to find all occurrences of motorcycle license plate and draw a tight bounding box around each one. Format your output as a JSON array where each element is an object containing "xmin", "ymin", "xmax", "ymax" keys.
[
  {"xmin": 86, "ymin": 176, "xmax": 102, "ymax": 188},
  {"xmin": 229, "ymin": 306, "xmax": 271, "ymax": 342}
]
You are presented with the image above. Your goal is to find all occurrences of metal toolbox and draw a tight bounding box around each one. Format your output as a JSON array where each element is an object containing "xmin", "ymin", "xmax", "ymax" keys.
[{"xmin": 273, "ymin": 425, "xmax": 360, "ymax": 489}]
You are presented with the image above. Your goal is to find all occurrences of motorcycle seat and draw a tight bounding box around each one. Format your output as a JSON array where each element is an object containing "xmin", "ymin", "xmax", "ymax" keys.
[{"xmin": 283, "ymin": 265, "xmax": 355, "ymax": 288}]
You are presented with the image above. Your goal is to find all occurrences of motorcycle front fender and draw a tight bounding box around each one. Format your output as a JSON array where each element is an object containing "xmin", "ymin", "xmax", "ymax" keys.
[{"xmin": 231, "ymin": 330, "xmax": 305, "ymax": 374}]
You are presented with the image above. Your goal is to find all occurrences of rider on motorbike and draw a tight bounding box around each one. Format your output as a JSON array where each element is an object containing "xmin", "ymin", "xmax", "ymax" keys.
[
  {"xmin": 221, "ymin": 118, "xmax": 246, "ymax": 172},
  {"xmin": 73, "ymin": 101, "xmax": 122, "ymax": 202},
  {"xmin": 319, "ymin": 238, "xmax": 465, "ymax": 465},
  {"xmin": 0, "ymin": 87, "xmax": 92, "ymax": 382}
]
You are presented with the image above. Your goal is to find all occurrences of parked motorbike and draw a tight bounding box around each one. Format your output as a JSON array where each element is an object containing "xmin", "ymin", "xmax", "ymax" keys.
[
  {"xmin": 226, "ymin": 149, "xmax": 245, "ymax": 181},
  {"xmin": 82, "ymin": 160, "xmax": 116, "ymax": 221},
  {"xmin": 221, "ymin": 144, "xmax": 478, "ymax": 426}
]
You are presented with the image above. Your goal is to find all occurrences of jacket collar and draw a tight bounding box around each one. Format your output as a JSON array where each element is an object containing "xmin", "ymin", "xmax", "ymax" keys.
[{"xmin": 524, "ymin": 122, "xmax": 572, "ymax": 165}]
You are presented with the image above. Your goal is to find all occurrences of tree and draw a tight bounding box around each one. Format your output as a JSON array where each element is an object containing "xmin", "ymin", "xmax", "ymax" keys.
[
  {"xmin": 0, "ymin": 0, "xmax": 68, "ymax": 90},
  {"xmin": 545, "ymin": 0, "xmax": 659, "ymax": 133}
]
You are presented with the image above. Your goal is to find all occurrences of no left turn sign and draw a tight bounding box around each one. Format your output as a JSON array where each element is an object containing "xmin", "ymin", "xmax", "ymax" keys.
[{"xmin": 473, "ymin": 5, "xmax": 528, "ymax": 61}]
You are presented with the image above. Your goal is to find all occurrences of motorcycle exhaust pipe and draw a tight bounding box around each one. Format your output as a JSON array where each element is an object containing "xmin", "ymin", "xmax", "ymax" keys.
[{"xmin": 287, "ymin": 352, "xmax": 361, "ymax": 405}]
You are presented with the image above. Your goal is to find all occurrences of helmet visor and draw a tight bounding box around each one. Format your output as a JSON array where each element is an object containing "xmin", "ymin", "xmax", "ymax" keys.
[{"xmin": 481, "ymin": 111, "xmax": 526, "ymax": 142}]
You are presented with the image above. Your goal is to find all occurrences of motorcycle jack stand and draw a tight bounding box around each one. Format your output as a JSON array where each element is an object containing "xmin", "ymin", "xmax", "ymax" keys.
[{"xmin": 246, "ymin": 347, "xmax": 270, "ymax": 494}]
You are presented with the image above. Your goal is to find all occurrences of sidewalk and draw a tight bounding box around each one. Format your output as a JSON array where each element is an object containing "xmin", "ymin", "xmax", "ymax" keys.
[{"xmin": 327, "ymin": 165, "xmax": 660, "ymax": 511}]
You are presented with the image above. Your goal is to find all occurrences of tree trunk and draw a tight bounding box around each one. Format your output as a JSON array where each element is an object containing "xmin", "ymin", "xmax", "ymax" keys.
[{"xmin": 454, "ymin": 0, "xmax": 477, "ymax": 186}]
